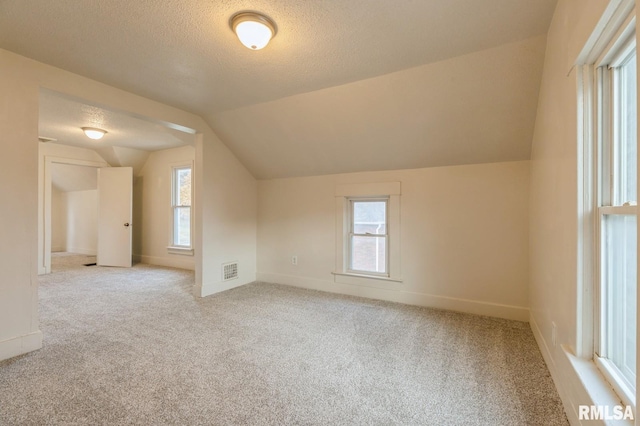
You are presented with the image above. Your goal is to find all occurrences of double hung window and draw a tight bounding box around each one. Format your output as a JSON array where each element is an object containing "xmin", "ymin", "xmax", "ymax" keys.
[
  {"xmin": 595, "ymin": 34, "xmax": 637, "ymax": 405},
  {"xmin": 348, "ymin": 198, "xmax": 388, "ymax": 276},
  {"xmin": 171, "ymin": 166, "xmax": 192, "ymax": 248}
]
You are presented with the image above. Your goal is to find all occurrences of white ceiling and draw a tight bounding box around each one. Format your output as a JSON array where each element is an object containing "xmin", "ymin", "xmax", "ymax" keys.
[
  {"xmin": 1, "ymin": 0, "xmax": 557, "ymax": 178},
  {"xmin": 39, "ymin": 90, "xmax": 194, "ymax": 152}
]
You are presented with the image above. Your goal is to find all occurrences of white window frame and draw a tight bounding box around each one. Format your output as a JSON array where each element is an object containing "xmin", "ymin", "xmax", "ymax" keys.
[
  {"xmin": 595, "ymin": 35, "xmax": 637, "ymax": 407},
  {"xmin": 168, "ymin": 163, "xmax": 194, "ymax": 255},
  {"xmin": 347, "ymin": 197, "xmax": 390, "ymax": 277},
  {"xmin": 576, "ymin": 2, "xmax": 637, "ymax": 410},
  {"xmin": 333, "ymin": 182, "xmax": 402, "ymax": 286}
]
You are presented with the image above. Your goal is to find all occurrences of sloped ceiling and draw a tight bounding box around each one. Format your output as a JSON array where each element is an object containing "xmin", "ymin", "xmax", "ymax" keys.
[
  {"xmin": 0, "ymin": 0, "xmax": 557, "ymax": 178},
  {"xmin": 212, "ymin": 36, "xmax": 547, "ymax": 179},
  {"xmin": 51, "ymin": 163, "xmax": 97, "ymax": 193}
]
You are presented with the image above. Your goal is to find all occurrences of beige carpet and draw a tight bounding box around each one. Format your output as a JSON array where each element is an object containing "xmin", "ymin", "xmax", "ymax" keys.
[
  {"xmin": 50, "ymin": 251, "xmax": 97, "ymax": 272},
  {"xmin": 0, "ymin": 253, "xmax": 567, "ymax": 425}
]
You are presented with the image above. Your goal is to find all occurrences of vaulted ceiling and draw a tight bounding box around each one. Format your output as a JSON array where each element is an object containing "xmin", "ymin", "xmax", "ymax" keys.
[{"xmin": 0, "ymin": 0, "xmax": 557, "ymax": 179}]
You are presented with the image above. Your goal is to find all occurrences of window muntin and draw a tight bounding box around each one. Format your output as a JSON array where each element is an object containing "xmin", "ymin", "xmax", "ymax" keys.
[
  {"xmin": 172, "ymin": 166, "xmax": 192, "ymax": 248},
  {"xmin": 596, "ymin": 43, "xmax": 637, "ymax": 403},
  {"xmin": 348, "ymin": 198, "xmax": 388, "ymax": 275}
]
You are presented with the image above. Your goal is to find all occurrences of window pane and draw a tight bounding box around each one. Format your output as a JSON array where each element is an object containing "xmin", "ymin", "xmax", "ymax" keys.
[
  {"xmin": 174, "ymin": 206, "xmax": 191, "ymax": 246},
  {"xmin": 350, "ymin": 235, "xmax": 386, "ymax": 274},
  {"xmin": 602, "ymin": 214, "xmax": 637, "ymax": 388},
  {"xmin": 615, "ymin": 52, "xmax": 637, "ymax": 205},
  {"xmin": 177, "ymin": 168, "xmax": 192, "ymax": 206},
  {"xmin": 353, "ymin": 201, "xmax": 386, "ymax": 234}
]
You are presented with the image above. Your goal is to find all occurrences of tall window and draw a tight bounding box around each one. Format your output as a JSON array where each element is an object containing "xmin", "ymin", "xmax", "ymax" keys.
[
  {"xmin": 172, "ymin": 166, "xmax": 192, "ymax": 248},
  {"xmin": 596, "ymin": 36, "xmax": 637, "ymax": 405},
  {"xmin": 348, "ymin": 198, "xmax": 388, "ymax": 275}
]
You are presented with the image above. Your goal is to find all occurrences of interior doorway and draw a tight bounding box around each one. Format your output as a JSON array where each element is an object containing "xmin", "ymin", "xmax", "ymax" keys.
[
  {"xmin": 51, "ymin": 163, "xmax": 99, "ymax": 255},
  {"xmin": 37, "ymin": 89, "xmax": 198, "ymax": 276},
  {"xmin": 42, "ymin": 158, "xmax": 106, "ymax": 274}
]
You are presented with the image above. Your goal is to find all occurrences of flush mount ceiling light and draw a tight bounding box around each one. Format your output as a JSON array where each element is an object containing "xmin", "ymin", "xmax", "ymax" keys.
[
  {"xmin": 230, "ymin": 11, "xmax": 277, "ymax": 50},
  {"xmin": 81, "ymin": 127, "xmax": 107, "ymax": 140}
]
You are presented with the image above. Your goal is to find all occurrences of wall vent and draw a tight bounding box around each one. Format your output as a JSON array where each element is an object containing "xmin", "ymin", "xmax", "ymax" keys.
[{"xmin": 222, "ymin": 262, "xmax": 238, "ymax": 281}]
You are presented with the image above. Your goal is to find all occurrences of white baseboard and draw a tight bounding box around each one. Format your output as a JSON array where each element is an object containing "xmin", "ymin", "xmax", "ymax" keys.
[
  {"xmin": 66, "ymin": 247, "xmax": 97, "ymax": 256},
  {"xmin": 0, "ymin": 330, "xmax": 43, "ymax": 362},
  {"xmin": 133, "ymin": 254, "xmax": 195, "ymax": 271},
  {"xmin": 257, "ymin": 272, "xmax": 529, "ymax": 322},
  {"xmin": 196, "ymin": 277, "xmax": 251, "ymax": 298},
  {"xmin": 530, "ymin": 314, "xmax": 573, "ymax": 422},
  {"xmin": 529, "ymin": 313, "xmax": 554, "ymax": 369},
  {"xmin": 530, "ymin": 313, "xmax": 626, "ymax": 426}
]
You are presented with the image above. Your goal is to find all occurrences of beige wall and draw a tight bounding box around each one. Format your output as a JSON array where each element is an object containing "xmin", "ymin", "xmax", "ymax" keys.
[
  {"xmin": 51, "ymin": 189, "xmax": 99, "ymax": 256},
  {"xmin": 65, "ymin": 190, "xmax": 98, "ymax": 255},
  {"xmin": 528, "ymin": 0, "xmax": 627, "ymax": 421},
  {"xmin": 134, "ymin": 145, "xmax": 196, "ymax": 270},
  {"xmin": 258, "ymin": 161, "xmax": 530, "ymax": 321},
  {"xmin": 196, "ymin": 132, "xmax": 258, "ymax": 296},
  {"xmin": 1, "ymin": 48, "xmax": 257, "ymax": 361},
  {"xmin": 0, "ymin": 60, "xmax": 40, "ymax": 360},
  {"xmin": 51, "ymin": 187, "xmax": 66, "ymax": 252}
]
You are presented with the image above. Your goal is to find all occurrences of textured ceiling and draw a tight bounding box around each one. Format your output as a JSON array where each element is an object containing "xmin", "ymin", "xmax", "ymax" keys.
[
  {"xmin": 1, "ymin": 0, "xmax": 557, "ymax": 178},
  {"xmin": 1, "ymin": 0, "xmax": 556, "ymax": 114},
  {"xmin": 39, "ymin": 90, "xmax": 194, "ymax": 152}
]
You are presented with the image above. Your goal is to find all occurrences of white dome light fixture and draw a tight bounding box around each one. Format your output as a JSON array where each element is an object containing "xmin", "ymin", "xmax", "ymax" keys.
[
  {"xmin": 230, "ymin": 12, "xmax": 277, "ymax": 50},
  {"xmin": 81, "ymin": 127, "xmax": 107, "ymax": 140}
]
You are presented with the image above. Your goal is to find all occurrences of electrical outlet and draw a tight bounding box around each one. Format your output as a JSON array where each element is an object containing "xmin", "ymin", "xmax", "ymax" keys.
[
  {"xmin": 292, "ymin": 256, "xmax": 297, "ymax": 266},
  {"xmin": 551, "ymin": 322, "xmax": 557, "ymax": 347}
]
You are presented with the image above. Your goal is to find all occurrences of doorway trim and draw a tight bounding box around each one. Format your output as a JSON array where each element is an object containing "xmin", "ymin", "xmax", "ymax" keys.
[{"xmin": 41, "ymin": 156, "xmax": 109, "ymax": 274}]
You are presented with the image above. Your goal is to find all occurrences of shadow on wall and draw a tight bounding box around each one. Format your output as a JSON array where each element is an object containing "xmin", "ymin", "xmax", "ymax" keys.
[{"xmin": 132, "ymin": 175, "xmax": 144, "ymax": 262}]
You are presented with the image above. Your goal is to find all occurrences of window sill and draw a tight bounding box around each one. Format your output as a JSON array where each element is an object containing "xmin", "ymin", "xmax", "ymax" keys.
[
  {"xmin": 331, "ymin": 271, "xmax": 402, "ymax": 283},
  {"xmin": 595, "ymin": 356, "xmax": 636, "ymax": 409},
  {"xmin": 564, "ymin": 346, "xmax": 635, "ymax": 423},
  {"xmin": 167, "ymin": 246, "xmax": 194, "ymax": 256}
]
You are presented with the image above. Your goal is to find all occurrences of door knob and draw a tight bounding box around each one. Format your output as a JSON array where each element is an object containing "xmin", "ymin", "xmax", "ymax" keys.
[{"xmin": 124, "ymin": 222, "xmax": 130, "ymax": 227}]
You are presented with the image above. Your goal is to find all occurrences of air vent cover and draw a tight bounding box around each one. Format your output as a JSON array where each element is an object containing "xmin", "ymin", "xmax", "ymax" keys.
[{"xmin": 222, "ymin": 262, "xmax": 238, "ymax": 281}]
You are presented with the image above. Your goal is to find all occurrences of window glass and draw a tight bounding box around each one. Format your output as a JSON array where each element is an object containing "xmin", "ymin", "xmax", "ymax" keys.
[
  {"xmin": 351, "ymin": 235, "xmax": 387, "ymax": 274},
  {"xmin": 615, "ymin": 51, "xmax": 637, "ymax": 205},
  {"xmin": 349, "ymin": 199, "xmax": 388, "ymax": 275},
  {"xmin": 174, "ymin": 207, "xmax": 191, "ymax": 247},
  {"xmin": 172, "ymin": 166, "xmax": 192, "ymax": 247},
  {"xmin": 602, "ymin": 214, "xmax": 637, "ymax": 387},
  {"xmin": 177, "ymin": 168, "xmax": 192, "ymax": 206},
  {"xmin": 353, "ymin": 201, "xmax": 386, "ymax": 234}
]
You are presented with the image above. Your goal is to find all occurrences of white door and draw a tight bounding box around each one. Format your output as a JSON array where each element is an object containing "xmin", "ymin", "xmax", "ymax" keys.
[{"xmin": 97, "ymin": 167, "xmax": 133, "ymax": 267}]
